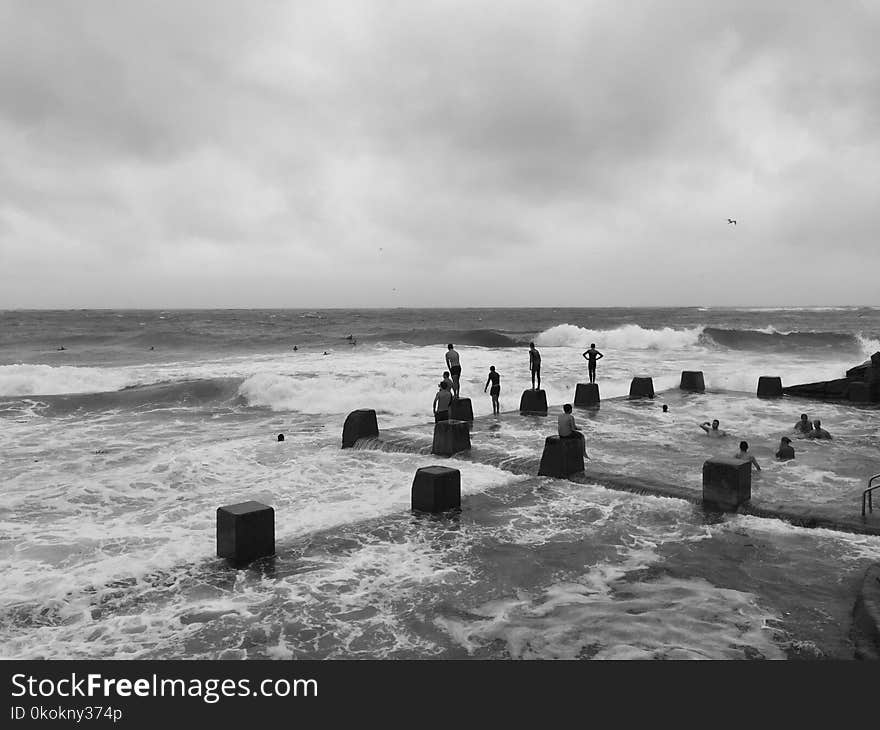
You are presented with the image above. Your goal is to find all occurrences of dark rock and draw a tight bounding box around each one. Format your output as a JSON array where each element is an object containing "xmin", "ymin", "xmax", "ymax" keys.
[
  {"xmin": 757, "ymin": 376, "xmax": 783, "ymax": 398},
  {"xmin": 449, "ymin": 397, "xmax": 474, "ymax": 421}
]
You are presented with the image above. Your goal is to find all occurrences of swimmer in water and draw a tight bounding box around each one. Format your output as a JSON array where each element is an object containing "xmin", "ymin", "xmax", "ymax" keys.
[
  {"xmin": 775, "ymin": 436, "xmax": 795, "ymax": 460},
  {"xmin": 699, "ymin": 419, "xmax": 726, "ymax": 437},
  {"xmin": 806, "ymin": 419, "xmax": 832, "ymax": 440},
  {"xmin": 794, "ymin": 413, "xmax": 813, "ymax": 434},
  {"xmin": 734, "ymin": 440, "xmax": 761, "ymax": 471}
]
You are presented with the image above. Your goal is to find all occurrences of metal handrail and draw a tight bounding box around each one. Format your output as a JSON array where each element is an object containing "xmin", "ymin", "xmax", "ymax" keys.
[{"xmin": 862, "ymin": 474, "xmax": 880, "ymax": 517}]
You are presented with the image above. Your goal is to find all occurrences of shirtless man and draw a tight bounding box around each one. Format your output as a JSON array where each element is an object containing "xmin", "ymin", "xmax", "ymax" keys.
[
  {"xmin": 445, "ymin": 344, "xmax": 461, "ymax": 398},
  {"xmin": 734, "ymin": 440, "xmax": 761, "ymax": 471},
  {"xmin": 484, "ymin": 366, "xmax": 501, "ymax": 415},
  {"xmin": 558, "ymin": 404, "xmax": 588, "ymax": 457},
  {"xmin": 806, "ymin": 419, "xmax": 832, "ymax": 440},
  {"xmin": 794, "ymin": 414, "xmax": 813, "ymax": 435},
  {"xmin": 775, "ymin": 436, "xmax": 795, "ymax": 460},
  {"xmin": 582, "ymin": 343, "xmax": 604, "ymax": 384},
  {"xmin": 433, "ymin": 381, "xmax": 453, "ymax": 422},
  {"xmin": 699, "ymin": 419, "xmax": 726, "ymax": 437},
  {"xmin": 529, "ymin": 342, "xmax": 541, "ymax": 390}
]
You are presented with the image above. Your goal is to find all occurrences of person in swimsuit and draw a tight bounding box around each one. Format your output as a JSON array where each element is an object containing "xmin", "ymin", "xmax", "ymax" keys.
[
  {"xmin": 806, "ymin": 420, "xmax": 832, "ymax": 440},
  {"xmin": 794, "ymin": 414, "xmax": 813, "ymax": 434},
  {"xmin": 445, "ymin": 344, "xmax": 461, "ymax": 398},
  {"xmin": 433, "ymin": 381, "xmax": 453, "ymax": 422},
  {"xmin": 582, "ymin": 343, "xmax": 604, "ymax": 383},
  {"xmin": 529, "ymin": 342, "xmax": 541, "ymax": 390},
  {"xmin": 442, "ymin": 371, "xmax": 455, "ymax": 394},
  {"xmin": 484, "ymin": 366, "xmax": 501, "ymax": 414}
]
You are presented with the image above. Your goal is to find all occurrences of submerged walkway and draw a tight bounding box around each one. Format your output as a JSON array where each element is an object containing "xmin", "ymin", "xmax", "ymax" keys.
[{"xmin": 352, "ymin": 389, "xmax": 880, "ymax": 537}]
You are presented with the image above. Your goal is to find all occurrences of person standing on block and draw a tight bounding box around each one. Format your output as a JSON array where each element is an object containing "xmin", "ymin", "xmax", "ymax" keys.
[
  {"xmin": 445, "ymin": 344, "xmax": 461, "ymax": 398},
  {"xmin": 484, "ymin": 366, "xmax": 501, "ymax": 415},
  {"xmin": 775, "ymin": 437, "xmax": 795, "ymax": 460},
  {"xmin": 734, "ymin": 440, "xmax": 761, "ymax": 471},
  {"xmin": 433, "ymin": 381, "xmax": 453, "ymax": 422},
  {"xmin": 582, "ymin": 343, "xmax": 604, "ymax": 384},
  {"xmin": 558, "ymin": 404, "xmax": 588, "ymax": 458},
  {"xmin": 529, "ymin": 342, "xmax": 541, "ymax": 390}
]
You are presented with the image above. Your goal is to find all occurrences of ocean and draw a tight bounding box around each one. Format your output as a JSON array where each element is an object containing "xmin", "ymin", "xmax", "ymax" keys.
[{"xmin": 1, "ymin": 306, "xmax": 879, "ymax": 659}]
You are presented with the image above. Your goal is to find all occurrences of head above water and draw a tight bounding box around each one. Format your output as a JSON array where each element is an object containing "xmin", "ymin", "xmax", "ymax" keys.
[
  {"xmin": 739, "ymin": 440, "xmax": 749, "ymax": 451},
  {"xmin": 662, "ymin": 404, "xmax": 668, "ymax": 412},
  {"xmin": 800, "ymin": 414, "xmax": 809, "ymax": 421},
  {"xmin": 277, "ymin": 434, "xmax": 284, "ymax": 442},
  {"xmin": 781, "ymin": 436, "xmax": 791, "ymax": 444},
  {"xmin": 563, "ymin": 404, "xmax": 572, "ymax": 413},
  {"xmin": 712, "ymin": 419, "xmax": 720, "ymax": 429},
  {"xmin": 813, "ymin": 419, "xmax": 821, "ymax": 427}
]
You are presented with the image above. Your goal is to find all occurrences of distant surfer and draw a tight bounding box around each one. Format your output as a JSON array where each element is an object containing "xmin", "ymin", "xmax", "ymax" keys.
[
  {"xmin": 699, "ymin": 419, "xmax": 726, "ymax": 437},
  {"xmin": 794, "ymin": 413, "xmax": 813, "ymax": 434},
  {"xmin": 484, "ymin": 366, "xmax": 501, "ymax": 415},
  {"xmin": 581, "ymin": 343, "xmax": 604, "ymax": 383},
  {"xmin": 433, "ymin": 381, "xmax": 453, "ymax": 422},
  {"xmin": 529, "ymin": 342, "xmax": 541, "ymax": 390},
  {"xmin": 734, "ymin": 441, "xmax": 761, "ymax": 471},
  {"xmin": 775, "ymin": 437, "xmax": 795, "ymax": 460},
  {"xmin": 805, "ymin": 420, "xmax": 832, "ymax": 440},
  {"xmin": 445, "ymin": 344, "xmax": 461, "ymax": 398}
]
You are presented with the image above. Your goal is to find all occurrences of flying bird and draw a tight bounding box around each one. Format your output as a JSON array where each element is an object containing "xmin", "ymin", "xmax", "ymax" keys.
[{"xmin": 727, "ymin": 218, "xmax": 737, "ymax": 225}]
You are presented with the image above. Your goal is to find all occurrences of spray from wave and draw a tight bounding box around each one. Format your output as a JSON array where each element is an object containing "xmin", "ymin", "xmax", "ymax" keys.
[{"xmin": 535, "ymin": 324, "xmax": 703, "ymax": 350}]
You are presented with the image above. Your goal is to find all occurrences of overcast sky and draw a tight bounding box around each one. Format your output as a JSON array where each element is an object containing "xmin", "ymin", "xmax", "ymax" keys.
[{"xmin": 1, "ymin": 1, "xmax": 878, "ymax": 308}]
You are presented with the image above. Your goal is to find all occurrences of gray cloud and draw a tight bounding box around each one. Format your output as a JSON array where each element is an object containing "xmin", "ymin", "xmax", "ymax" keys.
[{"xmin": 1, "ymin": 0, "xmax": 879, "ymax": 307}]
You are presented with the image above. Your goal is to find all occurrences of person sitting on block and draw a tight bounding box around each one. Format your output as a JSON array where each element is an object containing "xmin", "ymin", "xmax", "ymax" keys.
[
  {"xmin": 734, "ymin": 440, "xmax": 761, "ymax": 471},
  {"xmin": 558, "ymin": 404, "xmax": 588, "ymax": 458}
]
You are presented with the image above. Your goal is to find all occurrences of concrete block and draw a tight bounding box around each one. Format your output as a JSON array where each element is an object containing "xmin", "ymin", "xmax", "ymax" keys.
[
  {"xmin": 537, "ymin": 435, "xmax": 585, "ymax": 478},
  {"xmin": 680, "ymin": 371, "xmax": 705, "ymax": 392},
  {"xmin": 217, "ymin": 501, "xmax": 275, "ymax": 564},
  {"xmin": 411, "ymin": 466, "xmax": 461, "ymax": 513},
  {"xmin": 574, "ymin": 383, "xmax": 600, "ymax": 407},
  {"xmin": 702, "ymin": 458, "xmax": 751, "ymax": 510},
  {"xmin": 342, "ymin": 409, "xmax": 379, "ymax": 448},
  {"xmin": 519, "ymin": 389, "xmax": 548, "ymax": 415},
  {"xmin": 757, "ymin": 376, "xmax": 783, "ymax": 398},
  {"xmin": 449, "ymin": 397, "xmax": 474, "ymax": 421},
  {"xmin": 431, "ymin": 419, "xmax": 471, "ymax": 456},
  {"xmin": 629, "ymin": 377, "xmax": 655, "ymax": 399}
]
